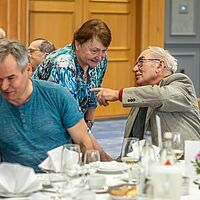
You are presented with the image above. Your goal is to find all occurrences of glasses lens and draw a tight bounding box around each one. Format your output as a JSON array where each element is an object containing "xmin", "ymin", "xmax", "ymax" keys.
[{"xmin": 28, "ymin": 48, "xmax": 40, "ymax": 54}]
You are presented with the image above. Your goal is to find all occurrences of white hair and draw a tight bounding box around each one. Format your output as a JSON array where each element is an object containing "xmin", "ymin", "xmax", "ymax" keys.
[
  {"xmin": 148, "ymin": 46, "xmax": 178, "ymax": 73},
  {"xmin": 0, "ymin": 28, "xmax": 6, "ymax": 39}
]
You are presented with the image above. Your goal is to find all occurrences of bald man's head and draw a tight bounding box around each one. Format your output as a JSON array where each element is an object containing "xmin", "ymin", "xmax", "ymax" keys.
[{"xmin": 0, "ymin": 28, "xmax": 6, "ymax": 39}]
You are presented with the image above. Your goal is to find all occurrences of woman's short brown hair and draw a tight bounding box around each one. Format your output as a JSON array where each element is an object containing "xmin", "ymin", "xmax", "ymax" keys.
[{"xmin": 72, "ymin": 19, "xmax": 111, "ymax": 49}]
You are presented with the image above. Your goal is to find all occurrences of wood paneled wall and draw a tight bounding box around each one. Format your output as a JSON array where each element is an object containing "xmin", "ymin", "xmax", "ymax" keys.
[
  {"xmin": 0, "ymin": 0, "xmax": 28, "ymax": 43},
  {"xmin": 0, "ymin": 0, "xmax": 165, "ymax": 119}
]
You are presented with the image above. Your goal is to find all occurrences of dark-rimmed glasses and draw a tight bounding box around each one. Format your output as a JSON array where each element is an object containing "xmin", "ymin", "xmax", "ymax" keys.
[
  {"xmin": 135, "ymin": 58, "xmax": 160, "ymax": 67},
  {"xmin": 27, "ymin": 48, "xmax": 41, "ymax": 54}
]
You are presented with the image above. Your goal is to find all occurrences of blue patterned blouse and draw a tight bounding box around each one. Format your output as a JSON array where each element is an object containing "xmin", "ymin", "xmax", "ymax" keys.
[{"xmin": 32, "ymin": 44, "xmax": 108, "ymax": 114}]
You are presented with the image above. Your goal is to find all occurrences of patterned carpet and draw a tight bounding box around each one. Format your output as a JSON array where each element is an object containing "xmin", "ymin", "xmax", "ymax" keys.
[{"xmin": 92, "ymin": 118, "xmax": 127, "ymax": 159}]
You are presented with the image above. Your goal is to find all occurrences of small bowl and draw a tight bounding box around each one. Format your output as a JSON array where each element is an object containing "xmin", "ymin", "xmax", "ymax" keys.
[{"xmin": 108, "ymin": 184, "xmax": 137, "ymax": 200}]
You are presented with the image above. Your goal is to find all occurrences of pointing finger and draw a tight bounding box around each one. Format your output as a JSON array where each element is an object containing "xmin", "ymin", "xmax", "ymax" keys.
[{"xmin": 90, "ymin": 88, "xmax": 102, "ymax": 92}]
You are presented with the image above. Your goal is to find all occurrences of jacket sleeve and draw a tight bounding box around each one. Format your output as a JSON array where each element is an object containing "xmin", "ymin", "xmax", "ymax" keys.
[{"xmin": 122, "ymin": 73, "xmax": 198, "ymax": 112}]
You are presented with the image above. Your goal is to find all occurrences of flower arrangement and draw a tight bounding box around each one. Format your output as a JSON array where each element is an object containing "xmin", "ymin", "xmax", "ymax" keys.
[{"xmin": 193, "ymin": 151, "xmax": 200, "ymax": 175}]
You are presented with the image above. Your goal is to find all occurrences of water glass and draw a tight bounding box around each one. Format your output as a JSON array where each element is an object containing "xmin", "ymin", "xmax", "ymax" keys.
[
  {"xmin": 62, "ymin": 144, "xmax": 81, "ymax": 176},
  {"xmin": 84, "ymin": 149, "xmax": 100, "ymax": 174},
  {"xmin": 172, "ymin": 132, "xmax": 184, "ymax": 161}
]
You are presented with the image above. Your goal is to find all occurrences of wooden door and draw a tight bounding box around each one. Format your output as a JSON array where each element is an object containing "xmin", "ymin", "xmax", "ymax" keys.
[
  {"xmin": 82, "ymin": 0, "xmax": 136, "ymax": 118},
  {"xmin": 29, "ymin": 0, "xmax": 83, "ymax": 48}
]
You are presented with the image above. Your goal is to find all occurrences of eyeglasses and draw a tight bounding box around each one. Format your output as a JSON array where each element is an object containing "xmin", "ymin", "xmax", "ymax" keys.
[
  {"xmin": 135, "ymin": 58, "xmax": 160, "ymax": 67},
  {"xmin": 27, "ymin": 48, "xmax": 41, "ymax": 54},
  {"xmin": 87, "ymin": 46, "xmax": 107, "ymax": 57}
]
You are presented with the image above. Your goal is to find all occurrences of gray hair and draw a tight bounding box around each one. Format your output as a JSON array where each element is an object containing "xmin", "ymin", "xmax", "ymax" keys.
[
  {"xmin": 148, "ymin": 46, "xmax": 178, "ymax": 73},
  {"xmin": 32, "ymin": 38, "xmax": 55, "ymax": 54},
  {"xmin": 0, "ymin": 39, "xmax": 28, "ymax": 72},
  {"xmin": 39, "ymin": 40, "xmax": 55, "ymax": 53}
]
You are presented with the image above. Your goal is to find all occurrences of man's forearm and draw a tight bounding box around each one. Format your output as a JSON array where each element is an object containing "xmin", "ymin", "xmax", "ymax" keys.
[{"xmin": 89, "ymin": 134, "xmax": 112, "ymax": 161}]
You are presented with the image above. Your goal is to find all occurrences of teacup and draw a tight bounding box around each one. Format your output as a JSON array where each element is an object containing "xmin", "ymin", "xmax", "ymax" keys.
[{"xmin": 88, "ymin": 174, "xmax": 106, "ymax": 189}]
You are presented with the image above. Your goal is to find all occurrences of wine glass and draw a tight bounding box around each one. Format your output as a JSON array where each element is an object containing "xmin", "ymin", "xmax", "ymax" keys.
[
  {"xmin": 61, "ymin": 144, "xmax": 81, "ymax": 196},
  {"xmin": 120, "ymin": 137, "xmax": 140, "ymax": 165},
  {"xmin": 48, "ymin": 144, "xmax": 81, "ymax": 200},
  {"xmin": 83, "ymin": 150, "xmax": 100, "ymax": 188},
  {"xmin": 120, "ymin": 137, "xmax": 140, "ymax": 183},
  {"xmin": 172, "ymin": 132, "xmax": 184, "ymax": 161},
  {"xmin": 62, "ymin": 144, "xmax": 81, "ymax": 175},
  {"xmin": 84, "ymin": 149, "xmax": 100, "ymax": 173},
  {"xmin": 48, "ymin": 170, "xmax": 68, "ymax": 200}
]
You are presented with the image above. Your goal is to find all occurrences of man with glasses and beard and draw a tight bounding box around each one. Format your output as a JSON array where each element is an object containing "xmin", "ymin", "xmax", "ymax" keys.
[{"xmin": 91, "ymin": 46, "xmax": 200, "ymax": 145}]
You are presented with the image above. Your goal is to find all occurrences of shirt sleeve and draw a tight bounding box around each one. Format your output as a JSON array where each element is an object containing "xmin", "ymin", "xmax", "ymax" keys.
[
  {"xmin": 122, "ymin": 75, "xmax": 195, "ymax": 112},
  {"xmin": 57, "ymin": 86, "xmax": 83, "ymax": 129}
]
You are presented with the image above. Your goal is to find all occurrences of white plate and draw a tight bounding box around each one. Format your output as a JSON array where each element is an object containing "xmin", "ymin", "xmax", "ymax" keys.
[
  {"xmin": 97, "ymin": 161, "xmax": 129, "ymax": 173},
  {"xmin": 0, "ymin": 192, "xmax": 31, "ymax": 198},
  {"xmin": 110, "ymin": 195, "xmax": 136, "ymax": 200},
  {"xmin": 90, "ymin": 187, "xmax": 108, "ymax": 194}
]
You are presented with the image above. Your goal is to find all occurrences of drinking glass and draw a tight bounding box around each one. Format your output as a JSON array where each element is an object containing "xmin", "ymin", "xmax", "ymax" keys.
[
  {"xmin": 84, "ymin": 149, "xmax": 100, "ymax": 174},
  {"xmin": 120, "ymin": 137, "xmax": 140, "ymax": 165},
  {"xmin": 83, "ymin": 150, "xmax": 100, "ymax": 188},
  {"xmin": 47, "ymin": 144, "xmax": 81, "ymax": 200},
  {"xmin": 61, "ymin": 144, "xmax": 81, "ymax": 196},
  {"xmin": 62, "ymin": 144, "xmax": 81, "ymax": 176},
  {"xmin": 120, "ymin": 137, "xmax": 140, "ymax": 183},
  {"xmin": 48, "ymin": 171, "xmax": 67, "ymax": 200},
  {"xmin": 172, "ymin": 132, "xmax": 184, "ymax": 161}
]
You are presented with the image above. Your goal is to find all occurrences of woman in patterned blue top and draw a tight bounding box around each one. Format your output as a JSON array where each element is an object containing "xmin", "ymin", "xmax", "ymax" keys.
[{"xmin": 33, "ymin": 19, "xmax": 112, "ymax": 129}]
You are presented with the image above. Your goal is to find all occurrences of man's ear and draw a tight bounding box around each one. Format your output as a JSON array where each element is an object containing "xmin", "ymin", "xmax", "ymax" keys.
[
  {"xmin": 44, "ymin": 52, "xmax": 49, "ymax": 58},
  {"xmin": 156, "ymin": 60, "xmax": 164, "ymax": 73}
]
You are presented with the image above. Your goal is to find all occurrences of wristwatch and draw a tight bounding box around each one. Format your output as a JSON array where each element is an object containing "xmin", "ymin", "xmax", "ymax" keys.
[{"xmin": 85, "ymin": 120, "xmax": 94, "ymax": 128}]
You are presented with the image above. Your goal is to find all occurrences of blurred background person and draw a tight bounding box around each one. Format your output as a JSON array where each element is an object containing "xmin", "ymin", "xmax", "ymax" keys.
[
  {"xmin": 0, "ymin": 27, "xmax": 6, "ymax": 39},
  {"xmin": 28, "ymin": 38, "xmax": 55, "ymax": 72},
  {"xmin": 32, "ymin": 19, "xmax": 112, "ymax": 130}
]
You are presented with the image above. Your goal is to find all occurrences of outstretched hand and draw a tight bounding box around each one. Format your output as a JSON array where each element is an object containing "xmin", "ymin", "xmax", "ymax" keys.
[{"xmin": 90, "ymin": 88, "xmax": 119, "ymax": 106}]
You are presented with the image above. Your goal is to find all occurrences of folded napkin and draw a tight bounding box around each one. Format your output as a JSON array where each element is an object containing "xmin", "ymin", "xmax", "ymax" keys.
[
  {"xmin": 0, "ymin": 162, "xmax": 42, "ymax": 194},
  {"xmin": 39, "ymin": 145, "xmax": 79, "ymax": 173},
  {"xmin": 127, "ymin": 139, "xmax": 160, "ymax": 159}
]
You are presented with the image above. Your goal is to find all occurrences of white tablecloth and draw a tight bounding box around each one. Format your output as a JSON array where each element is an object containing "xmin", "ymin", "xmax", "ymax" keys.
[{"xmin": 35, "ymin": 171, "xmax": 200, "ymax": 200}]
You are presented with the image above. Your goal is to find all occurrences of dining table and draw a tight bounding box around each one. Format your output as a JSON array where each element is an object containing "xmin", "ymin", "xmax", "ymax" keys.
[
  {"xmin": 0, "ymin": 161, "xmax": 198, "ymax": 199},
  {"xmin": 35, "ymin": 161, "xmax": 200, "ymax": 200}
]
